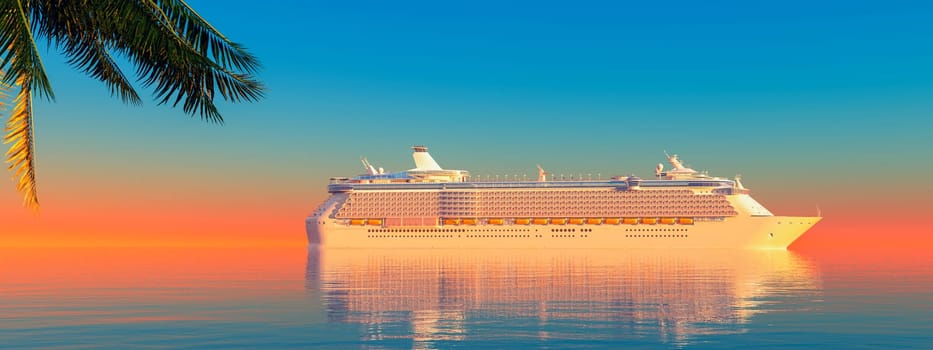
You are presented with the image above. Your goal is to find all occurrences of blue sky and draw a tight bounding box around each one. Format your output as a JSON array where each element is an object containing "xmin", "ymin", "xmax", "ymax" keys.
[
  {"xmin": 23, "ymin": 0, "xmax": 933, "ymax": 204},
  {"xmin": 6, "ymin": 0, "xmax": 933, "ymax": 245}
]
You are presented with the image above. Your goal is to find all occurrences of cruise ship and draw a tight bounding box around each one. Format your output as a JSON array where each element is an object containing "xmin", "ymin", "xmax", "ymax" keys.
[{"xmin": 306, "ymin": 146, "xmax": 820, "ymax": 249}]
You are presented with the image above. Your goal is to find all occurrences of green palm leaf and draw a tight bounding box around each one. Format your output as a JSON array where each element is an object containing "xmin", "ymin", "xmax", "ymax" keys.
[{"xmin": 1, "ymin": 0, "xmax": 264, "ymax": 209}]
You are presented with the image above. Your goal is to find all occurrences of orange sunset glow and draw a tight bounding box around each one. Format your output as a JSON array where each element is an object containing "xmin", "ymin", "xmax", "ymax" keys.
[{"xmin": 3, "ymin": 163, "xmax": 931, "ymax": 250}]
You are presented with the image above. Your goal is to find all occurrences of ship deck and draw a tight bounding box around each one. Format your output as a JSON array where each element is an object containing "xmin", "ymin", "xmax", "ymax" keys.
[{"xmin": 329, "ymin": 179, "xmax": 736, "ymax": 193}]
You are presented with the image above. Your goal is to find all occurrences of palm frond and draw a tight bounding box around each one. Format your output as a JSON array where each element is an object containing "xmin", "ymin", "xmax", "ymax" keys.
[
  {"xmin": 160, "ymin": 0, "xmax": 261, "ymax": 73},
  {"xmin": 65, "ymin": 37, "xmax": 143, "ymax": 105},
  {"xmin": 31, "ymin": 0, "xmax": 142, "ymax": 105},
  {"xmin": 0, "ymin": 0, "xmax": 265, "ymax": 211},
  {"xmin": 0, "ymin": 77, "xmax": 11, "ymax": 101},
  {"xmin": 27, "ymin": 0, "xmax": 264, "ymax": 123},
  {"xmin": 0, "ymin": 0, "xmax": 53, "ymax": 100},
  {"xmin": 0, "ymin": 0, "xmax": 47, "ymax": 210},
  {"xmin": 97, "ymin": 0, "xmax": 264, "ymax": 123},
  {"xmin": 2, "ymin": 78, "xmax": 39, "ymax": 210}
]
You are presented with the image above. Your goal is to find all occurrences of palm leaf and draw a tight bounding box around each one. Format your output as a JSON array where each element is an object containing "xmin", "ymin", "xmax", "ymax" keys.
[
  {"xmin": 120, "ymin": 0, "xmax": 264, "ymax": 122},
  {"xmin": 41, "ymin": 0, "xmax": 266, "ymax": 123},
  {"xmin": 0, "ymin": 0, "xmax": 49, "ymax": 209},
  {"xmin": 0, "ymin": 0, "xmax": 54, "ymax": 99},
  {"xmin": 2, "ymin": 78, "xmax": 38, "ymax": 210},
  {"xmin": 0, "ymin": 0, "xmax": 265, "ymax": 210},
  {"xmin": 32, "ymin": 0, "xmax": 142, "ymax": 105},
  {"xmin": 64, "ymin": 36, "xmax": 143, "ymax": 105},
  {"xmin": 156, "ymin": 0, "xmax": 261, "ymax": 73}
]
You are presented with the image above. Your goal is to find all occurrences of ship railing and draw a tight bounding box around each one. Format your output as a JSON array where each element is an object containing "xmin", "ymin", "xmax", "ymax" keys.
[{"xmin": 329, "ymin": 181, "xmax": 627, "ymax": 191}]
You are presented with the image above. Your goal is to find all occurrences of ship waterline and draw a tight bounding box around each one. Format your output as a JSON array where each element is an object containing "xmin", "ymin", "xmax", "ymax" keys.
[
  {"xmin": 309, "ymin": 213, "xmax": 818, "ymax": 249},
  {"xmin": 306, "ymin": 146, "xmax": 820, "ymax": 249}
]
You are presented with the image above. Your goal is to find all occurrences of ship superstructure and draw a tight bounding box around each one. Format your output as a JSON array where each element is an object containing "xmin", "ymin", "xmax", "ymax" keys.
[{"xmin": 306, "ymin": 146, "xmax": 820, "ymax": 249}]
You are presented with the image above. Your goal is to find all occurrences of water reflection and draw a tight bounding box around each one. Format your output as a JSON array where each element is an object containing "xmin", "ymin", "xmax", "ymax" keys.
[
  {"xmin": 3, "ymin": 247, "xmax": 929, "ymax": 348},
  {"xmin": 306, "ymin": 248, "xmax": 821, "ymax": 347}
]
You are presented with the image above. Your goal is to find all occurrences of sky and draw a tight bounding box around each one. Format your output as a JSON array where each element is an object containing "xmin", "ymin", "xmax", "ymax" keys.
[{"xmin": 2, "ymin": 0, "xmax": 932, "ymax": 248}]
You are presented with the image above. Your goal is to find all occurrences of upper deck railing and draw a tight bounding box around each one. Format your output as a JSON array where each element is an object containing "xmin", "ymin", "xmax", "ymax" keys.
[{"xmin": 328, "ymin": 179, "xmax": 735, "ymax": 193}]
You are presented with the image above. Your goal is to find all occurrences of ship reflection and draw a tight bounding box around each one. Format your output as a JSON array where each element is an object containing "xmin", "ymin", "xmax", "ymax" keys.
[{"xmin": 306, "ymin": 248, "xmax": 821, "ymax": 346}]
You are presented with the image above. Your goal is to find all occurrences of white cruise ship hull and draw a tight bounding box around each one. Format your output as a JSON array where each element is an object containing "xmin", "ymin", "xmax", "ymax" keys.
[{"xmin": 307, "ymin": 209, "xmax": 820, "ymax": 250}]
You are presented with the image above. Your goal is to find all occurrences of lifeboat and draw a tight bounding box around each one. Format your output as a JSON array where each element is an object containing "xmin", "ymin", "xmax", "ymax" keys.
[
  {"xmin": 550, "ymin": 218, "xmax": 567, "ymax": 225},
  {"xmin": 488, "ymin": 218, "xmax": 505, "ymax": 225},
  {"xmin": 586, "ymin": 218, "xmax": 603, "ymax": 225},
  {"xmin": 641, "ymin": 217, "xmax": 658, "ymax": 225},
  {"xmin": 462, "ymin": 218, "xmax": 477, "ymax": 225},
  {"xmin": 622, "ymin": 218, "xmax": 638, "ymax": 225},
  {"xmin": 367, "ymin": 219, "xmax": 383, "ymax": 226},
  {"xmin": 660, "ymin": 217, "xmax": 675, "ymax": 225},
  {"xmin": 515, "ymin": 218, "xmax": 531, "ymax": 225},
  {"xmin": 569, "ymin": 218, "xmax": 585, "ymax": 225},
  {"xmin": 533, "ymin": 218, "xmax": 549, "ymax": 225},
  {"xmin": 604, "ymin": 218, "xmax": 620, "ymax": 225},
  {"xmin": 444, "ymin": 218, "xmax": 460, "ymax": 225},
  {"xmin": 678, "ymin": 217, "xmax": 694, "ymax": 225},
  {"xmin": 350, "ymin": 219, "xmax": 366, "ymax": 226}
]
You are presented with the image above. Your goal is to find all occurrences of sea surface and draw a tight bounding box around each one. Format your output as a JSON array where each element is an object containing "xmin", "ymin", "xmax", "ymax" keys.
[{"xmin": 1, "ymin": 246, "xmax": 930, "ymax": 349}]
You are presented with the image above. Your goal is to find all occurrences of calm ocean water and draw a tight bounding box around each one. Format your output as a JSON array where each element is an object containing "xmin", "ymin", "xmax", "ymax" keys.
[{"xmin": 1, "ymin": 247, "xmax": 930, "ymax": 349}]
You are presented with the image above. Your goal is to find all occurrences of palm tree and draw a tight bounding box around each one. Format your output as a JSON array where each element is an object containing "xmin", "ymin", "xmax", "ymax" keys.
[{"xmin": 1, "ymin": 0, "xmax": 264, "ymax": 210}]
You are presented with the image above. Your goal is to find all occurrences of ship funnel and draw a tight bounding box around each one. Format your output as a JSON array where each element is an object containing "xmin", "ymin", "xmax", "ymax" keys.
[
  {"xmin": 361, "ymin": 157, "xmax": 378, "ymax": 175},
  {"xmin": 667, "ymin": 152, "xmax": 685, "ymax": 170},
  {"xmin": 411, "ymin": 145, "xmax": 443, "ymax": 170}
]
